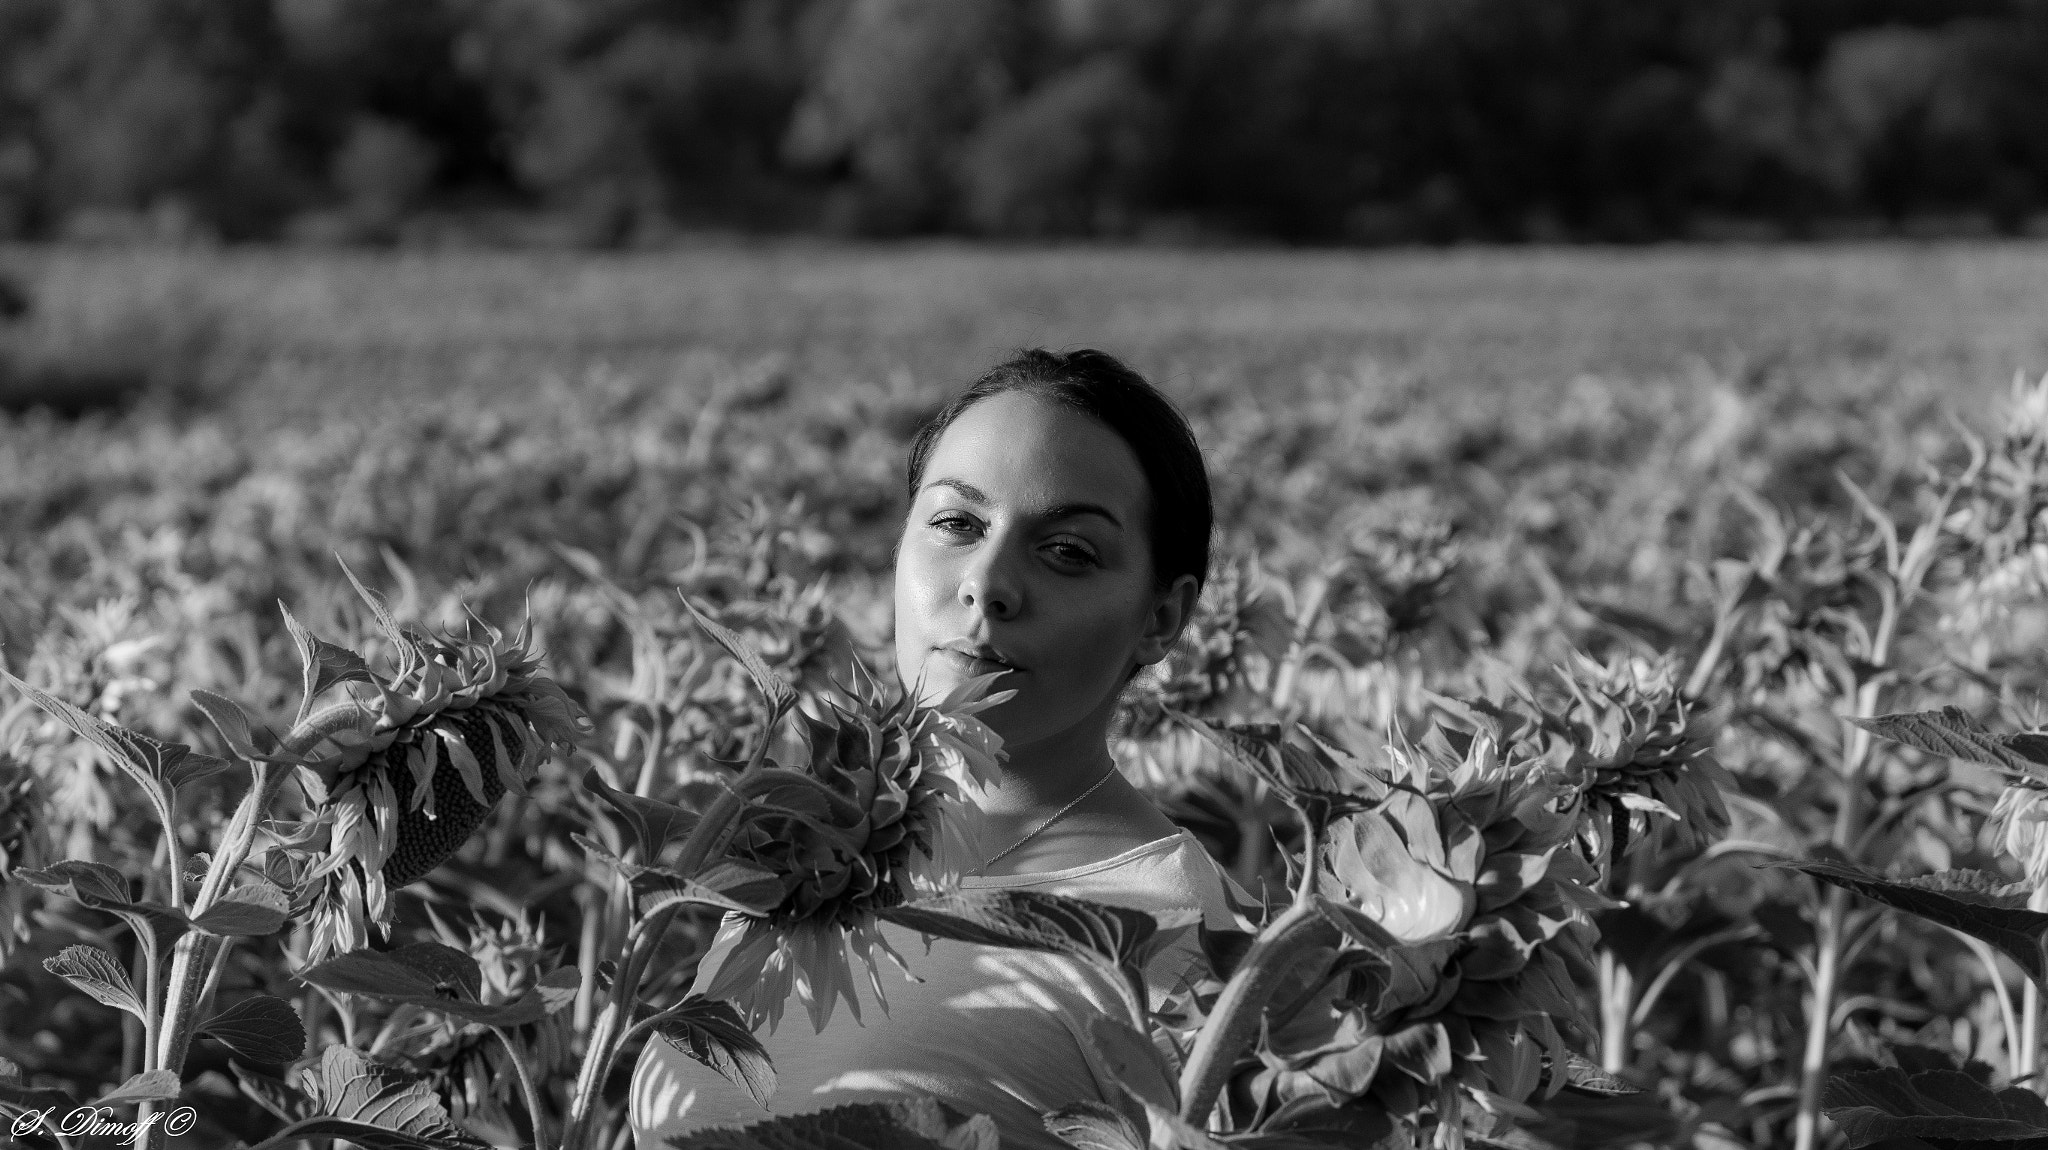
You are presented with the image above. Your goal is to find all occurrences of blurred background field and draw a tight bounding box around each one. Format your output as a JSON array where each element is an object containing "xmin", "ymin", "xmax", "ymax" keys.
[{"xmin": 4, "ymin": 238, "xmax": 2047, "ymax": 419}]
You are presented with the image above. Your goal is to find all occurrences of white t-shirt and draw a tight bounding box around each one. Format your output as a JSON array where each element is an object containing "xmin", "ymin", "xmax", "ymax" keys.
[{"xmin": 630, "ymin": 829, "xmax": 1245, "ymax": 1150}]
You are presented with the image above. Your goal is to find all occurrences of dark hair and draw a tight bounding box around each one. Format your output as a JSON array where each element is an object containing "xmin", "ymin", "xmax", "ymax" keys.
[{"xmin": 905, "ymin": 348, "xmax": 1212, "ymax": 595}]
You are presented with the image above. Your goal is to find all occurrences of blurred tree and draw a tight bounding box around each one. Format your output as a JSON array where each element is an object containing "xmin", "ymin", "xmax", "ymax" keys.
[
  {"xmin": 959, "ymin": 56, "xmax": 1162, "ymax": 237},
  {"xmin": 0, "ymin": 0, "xmax": 2045, "ymax": 243},
  {"xmin": 781, "ymin": 0, "xmax": 1027, "ymax": 234}
]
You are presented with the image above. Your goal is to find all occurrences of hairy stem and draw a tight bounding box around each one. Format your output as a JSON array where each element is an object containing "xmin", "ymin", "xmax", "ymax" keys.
[
  {"xmin": 1792, "ymin": 677, "xmax": 1881, "ymax": 1150},
  {"xmin": 1177, "ymin": 900, "xmax": 1337, "ymax": 1128},
  {"xmin": 493, "ymin": 1025, "xmax": 550, "ymax": 1149},
  {"xmin": 563, "ymin": 709, "xmax": 782, "ymax": 1148}
]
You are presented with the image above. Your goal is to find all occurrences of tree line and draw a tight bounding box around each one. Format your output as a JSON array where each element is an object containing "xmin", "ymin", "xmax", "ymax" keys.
[{"xmin": 2, "ymin": 0, "xmax": 2045, "ymax": 246}]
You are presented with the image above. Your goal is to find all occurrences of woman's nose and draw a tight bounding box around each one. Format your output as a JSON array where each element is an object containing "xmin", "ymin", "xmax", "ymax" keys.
[{"xmin": 958, "ymin": 546, "xmax": 1022, "ymax": 620}]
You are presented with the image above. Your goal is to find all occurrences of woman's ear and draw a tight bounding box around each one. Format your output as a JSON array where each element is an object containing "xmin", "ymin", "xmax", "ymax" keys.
[{"xmin": 1134, "ymin": 573, "xmax": 1201, "ymax": 667}]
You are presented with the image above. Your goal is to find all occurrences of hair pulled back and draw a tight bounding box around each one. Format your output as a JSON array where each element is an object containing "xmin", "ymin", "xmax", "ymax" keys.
[{"xmin": 905, "ymin": 348, "xmax": 1212, "ymax": 595}]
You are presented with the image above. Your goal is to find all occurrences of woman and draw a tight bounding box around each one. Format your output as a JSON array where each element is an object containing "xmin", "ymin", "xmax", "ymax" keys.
[{"xmin": 631, "ymin": 348, "xmax": 1244, "ymax": 1149}]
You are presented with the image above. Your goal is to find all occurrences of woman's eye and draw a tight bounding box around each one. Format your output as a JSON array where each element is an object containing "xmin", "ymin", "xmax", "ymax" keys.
[
  {"xmin": 930, "ymin": 514, "xmax": 979, "ymax": 536},
  {"xmin": 1046, "ymin": 541, "xmax": 1098, "ymax": 568}
]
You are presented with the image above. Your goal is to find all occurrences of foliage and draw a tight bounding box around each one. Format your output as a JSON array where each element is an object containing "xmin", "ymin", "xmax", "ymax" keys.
[
  {"xmin": 3, "ymin": 0, "xmax": 2048, "ymax": 242},
  {"xmin": 2, "ymin": 252, "xmax": 2048, "ymax": 1147}
]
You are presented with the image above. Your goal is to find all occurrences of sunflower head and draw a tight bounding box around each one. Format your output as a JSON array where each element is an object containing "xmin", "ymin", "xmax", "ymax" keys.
[
  {"xmin": 1253, "ymin": 727, "xmax": 1604, "ymax": 1143},
  {"xmin": 403, "ymin": 910, "xmax": 574, "ymax": 1135},
  {"xmin": 1546, "ymin": 652, "xmax": 1732, "ymax": 870},
  {"xmin": 692, "ymin": 666, "xmax": 1010, "ymax": 1035},
  {"xmin": 1989, "ymin": 780, "xmax": 2048, "ymax": 888},
  {"xmin": 300, "ymin": 617, "xmax": 586, "ymax": 961}
]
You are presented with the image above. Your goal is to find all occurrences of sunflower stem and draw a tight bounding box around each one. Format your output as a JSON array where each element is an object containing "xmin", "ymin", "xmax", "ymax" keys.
[
  {"xmin": 1792, "ymin": 672, "xmax": 1882, "ymax": 1150},
  {"xmin": 563, "ymin": 724, "xmax": 779, "ymax": 1148},
  {"xmin": 492, "ymin": 1025, "xmax": 551, "ymax": 1149},
  {"xmin": 1177, "ymin": 899, "xmax": 1337, "ymax": 1128}
]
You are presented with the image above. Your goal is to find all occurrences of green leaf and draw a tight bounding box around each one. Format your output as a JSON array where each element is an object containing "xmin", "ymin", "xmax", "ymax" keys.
[
  {"xmin": 1854, "ymin": 707, "xmax": 2048, "ymax": 785},
  {"xmin": 17, "ymin": 860, "xmax": 192, "ymax": 965},
  {"xmin": 338, "ymin": 557, "xmax": 422, "ymax": 675},
  {"xmin": 89, "ymin": 1069, "xmax": 182, "ymax": 1107},
  {"xmin": 0, "ymin": 1056, "xmax": 78, "ymax": 1113},
  {"xmin": 232, "ymin": 1060, "xmax": 314, "ymax": 1123},
  {"xmin": 1767, "ymin": 860, "xmax": 2048, "ymax": 985},
  {"xmin": 16, "ymin": 858, "xmax": 132, "ymax": 906},
  {"xmin": 297, "ymin": 944, "xmax": 551, "ymax": 1027},
  {"xmin": 680, "ymin": 594, "xmax": 795, "ymax": 716},
  {"xmin": 199, "ymin": 995, "xmax": 306, "ymax": 1065},
  {"xmin": 1044, "ymin": 1101, "xmax": 1147, "ymax": 1150},
  {"xmin": 1560, "ymin": 1053, "xmax": 1644, "ymax": 1096},
  {"xmin": 636, "ymin": 859, "xmax": 787, "ymax": 917},
  {"xmin": 256, "ymin": 1045, "xmax": 489, "ymax": 1150},
  {"xmin": 879, "ymin": 889, "xmax": 1163, "ymax": 982},
  {"xmin": 667, "ymin": 1097, "xmax": 992, "ymax": 1150},
  {"xmin": 189, "ymin": 688, "xmax": 290, "ymax": 763},
  {"xmin": 1083, "ymin": 1015, "xmax": 1177, "ymax": 1115},
  {"xmin": 44, "ymin": 944, "xmax": 145, "ymax": 1020},
  {"xmin": 1, "ymin": 669, "xmax": 224, "ymax": 829},
  {"xmin": 278, "ymin": 602, "xmax": 373, "ymax": 722},
  {"xmin": 244, "ymin": 1116, "xmax": 488, "ymax": 1150},
  {"xmin": 191, "ymin": 881, "xmax": 291, "ymax": 936},
  {"xmin": 582, "ymin": 766, "xmax": 701, "ymax": 863},
  {"xmin": 1823, "ymin": 1044, "xmax": 2048, "ymax": 1148},
  {"xmin": 652, "ymin": 996, "xmax": 777, "ymax": 1109}
]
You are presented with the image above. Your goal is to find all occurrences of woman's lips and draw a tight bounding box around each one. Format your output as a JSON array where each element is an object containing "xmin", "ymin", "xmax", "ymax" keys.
[{"xmin": 935, "ymin": 647, "xmax": 1017, "ymax": 676}]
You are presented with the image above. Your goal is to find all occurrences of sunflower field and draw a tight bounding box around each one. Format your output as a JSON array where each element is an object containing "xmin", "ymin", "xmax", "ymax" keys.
[{"xmin": 5, "ymin": 242, "xmax": 2048, "ymax": 1150}]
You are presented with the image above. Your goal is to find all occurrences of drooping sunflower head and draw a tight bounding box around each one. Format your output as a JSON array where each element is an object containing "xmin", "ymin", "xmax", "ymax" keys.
[
  {"xmin": 693, "ymin": 667, "xmax": 1010, "ymax": 1035},
  {"xmin": 1258, "ymin": 727, "xmax": 1604, "ymax": 1142},
  {"xmin": 300, "ymin": 618, "xmax": 586, "ymax": 962}
]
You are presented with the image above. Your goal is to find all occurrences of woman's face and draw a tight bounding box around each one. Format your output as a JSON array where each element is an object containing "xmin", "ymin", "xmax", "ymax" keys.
[{"xmin": 893, "ymin": 390, "xmax": 1189, "ymax": 749}]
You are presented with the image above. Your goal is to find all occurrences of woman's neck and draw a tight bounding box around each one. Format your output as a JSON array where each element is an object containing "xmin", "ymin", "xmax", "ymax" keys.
[{"xmin": 976, "ymin": 719, "xmax": 1119, "ymax": 819}]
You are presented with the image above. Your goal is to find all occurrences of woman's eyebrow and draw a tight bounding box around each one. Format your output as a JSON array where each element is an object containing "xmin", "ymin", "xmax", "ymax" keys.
[{"xmin": 923, "ymin": 478, "xmax": 1123, "ymax": 528}]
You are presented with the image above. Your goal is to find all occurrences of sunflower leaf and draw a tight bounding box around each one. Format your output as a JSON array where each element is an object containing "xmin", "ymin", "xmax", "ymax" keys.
[
  {"xmin": 1823, "ymin": 1043, "xmax": 2048, "ymax": 1148},
  {"xmin": 16, "ymin": 860, "xmax": 192, "ymax": 957},
  {"xmin": 296, "ymin": 944, "xmax": 550, "ymax": 1027},
  {"xmin": 636, "ymin": 860, "xmax": 786, "ymax": 917},
  {"xmin": 231, "ymin": 1061, "xmax": 314, "ymax": 1123},
  {"xmin": 582, "ymin": 766, "xmax": 701, "ymax": 862},
  {"xmin": 1854, "ymin": 707, "xmax": 2048, "ymax": 785},
  {"xmin": 653, "ymin": 996, "xmax": 777, "ymax": 1108},
  {"xmin": 1, "ymin": 669, "xmax": 217, "ymax": 833},
  {"xmin": 0, "ymin": 1056, "xmax": 78, "ymax": 1113},
  {"xmin": 89, "ymin": 1069, "xmax": 182, "ymax": 1107},
  {"xmin": 255, "ymin": 1045, "xmax": 491, "ymax": 1150},
  {"xmin": 681, "ymin": 594, "xmax": 796, "ymax": 716},
  {"xmin": 200, "ymin": 995, "xmax": 306, "ymax": 1065},
  {"xmin": 880, "ymin": 889, "xmax": 1162, "ymax": 983},
  {"xmin": 189, "ymin": 688, "xmax": 289, "ymax": 763},
  {"xmin": 278, "ymin": 603, "xmax": 375, "ymax": 724},
  {"xmin": 1767, "ymin": 859, "xmax": 2048, "ymax": 985},
  {"xmin": 44, "ymin": 944, "xmax": 146, "ymax": 1020},
  {"xmin": 668, "ymin": 1097, "xmax": 991, "ymax": 1150},
  {"xmin": 191, "ymin": 881, "xmax": 291, "ymax": 936},
  {"xmin": 1043, "ymin": 1101, "xmax": 1148, "ymax": 1150}
]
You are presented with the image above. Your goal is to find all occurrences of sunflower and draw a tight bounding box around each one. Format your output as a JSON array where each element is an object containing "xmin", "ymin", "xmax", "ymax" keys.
[
  {"xmin": 691, "ymin": 667, "xmax": 1009, "ymax": 1035},
  {"xmin": 298, "ymin": 618, "xmax": 586, "ymax": 962},
  {"xmin": 1248, "ymin": 727, "xmax": 1605, "ymax": 1146},
  {"xmin": 1543, "ymin": 652, "xmax": 1732, "ymax": 874}
]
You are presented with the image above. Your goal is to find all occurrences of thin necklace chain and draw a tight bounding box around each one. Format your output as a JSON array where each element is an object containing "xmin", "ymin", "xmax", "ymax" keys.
[{"xmin": 978, "ymin": 761, "xmax": 1121, "ymax": 871}]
